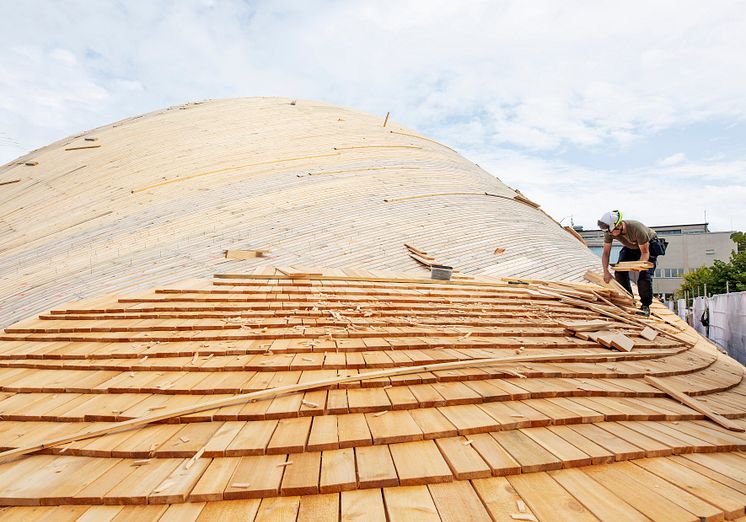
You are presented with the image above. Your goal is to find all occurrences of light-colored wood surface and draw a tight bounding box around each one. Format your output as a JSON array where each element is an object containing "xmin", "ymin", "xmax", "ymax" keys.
[
  {"xmin": 0, "ymin": 97, "xmax": 744, "ymax": 519},
  {"xmin": 0, "ymin": 98, "xmax": 601, "ymax": 330}
]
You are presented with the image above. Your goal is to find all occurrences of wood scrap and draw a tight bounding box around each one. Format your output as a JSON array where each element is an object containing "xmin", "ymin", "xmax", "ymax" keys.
[
  {"xmin": 225, "ymin": 249, "xmax": 270, "ymax": 260},
  {"xmin": 513, "ymin": 190, "xmax": 540, "ymax": 208},
  {"xmin": 65, "ymin": 144, "xmax": 102, "ymax": 151},
  {"xmin": 276, "ymin": 267, "xmax": 322, "ymax": 278},
  {"xmin": 640, "ymin": 326, "xmax": 658, "ymax": 341},
  {"xmin": 1, "ymin": 179, "xmax": 22, "ymax": 186},
  {"xmin": 558, "ymin": 320, "xmax": 611, "ymax": 332},
  {"xmin": 644, "ymin": 375, "xmax": 745, "ymax": 432},
  {"xmin": 584, "ymin": 270, "xmax": 633, "ymax": 303},
  {"xmin": 564, "ymin": 226, "xmax": 586, "ymax": 245}
]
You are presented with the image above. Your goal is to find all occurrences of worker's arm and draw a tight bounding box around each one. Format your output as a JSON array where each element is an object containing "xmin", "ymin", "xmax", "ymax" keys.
[
  {"xmin": 638, "ymin": 242, "xmax": 650, "ymax": 264},
  {"xmin": 601, "ymin": 242, "xmax": 613, "ymax": 283}
]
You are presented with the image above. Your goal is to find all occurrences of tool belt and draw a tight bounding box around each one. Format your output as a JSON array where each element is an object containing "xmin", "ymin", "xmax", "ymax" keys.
[{"xmin": 649, "ymin": 237, "xmax": 668, "ymax": 256}]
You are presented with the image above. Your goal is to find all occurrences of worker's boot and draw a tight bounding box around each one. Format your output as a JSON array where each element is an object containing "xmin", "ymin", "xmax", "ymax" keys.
[{"xmin": 637, "ymin": 305, "xmax": 650, "ymax": 317}]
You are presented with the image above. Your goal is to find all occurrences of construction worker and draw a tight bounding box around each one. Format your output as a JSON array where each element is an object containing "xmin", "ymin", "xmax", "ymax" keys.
[{"xmin": 597, "ymin": 210, "xmax": 666, "ymax": 316}]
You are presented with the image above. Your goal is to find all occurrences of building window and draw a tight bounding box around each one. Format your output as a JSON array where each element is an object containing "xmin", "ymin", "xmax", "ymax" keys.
[{"xmin": 705, "ymin": 249, "xmax": 715, "ymax": 255}]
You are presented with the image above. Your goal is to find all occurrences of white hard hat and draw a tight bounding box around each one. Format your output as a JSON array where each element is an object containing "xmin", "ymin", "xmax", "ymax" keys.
[{"xmin": 598, "ymin": 210, "xmax": 622, "ymax": 231}]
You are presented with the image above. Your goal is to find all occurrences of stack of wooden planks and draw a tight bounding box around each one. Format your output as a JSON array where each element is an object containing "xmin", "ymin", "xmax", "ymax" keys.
[{"xmin": 612, "ymin": 261, "xmax": 655, "ymax": 272}]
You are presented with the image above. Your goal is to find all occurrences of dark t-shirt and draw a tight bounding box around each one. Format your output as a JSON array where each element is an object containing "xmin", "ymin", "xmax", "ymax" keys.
[{"xmin": 603, "ymin": 220, "xmax": 656, "ymax": 249}]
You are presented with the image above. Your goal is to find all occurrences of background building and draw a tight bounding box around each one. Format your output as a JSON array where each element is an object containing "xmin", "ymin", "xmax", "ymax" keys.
[{"xmin": 579, "ymin": 223, "xmax": 736, "ymax": 299}]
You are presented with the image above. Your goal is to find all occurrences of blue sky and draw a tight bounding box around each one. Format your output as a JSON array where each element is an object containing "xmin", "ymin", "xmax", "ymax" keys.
[{"xmin": 2, "ymin": 0, "xmax": 745, "ymax": 231}]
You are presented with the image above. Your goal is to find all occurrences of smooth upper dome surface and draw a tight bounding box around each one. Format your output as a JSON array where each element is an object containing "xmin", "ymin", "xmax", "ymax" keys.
[{"xmin": 0, "ymin": 97, "xmax": 597, "ymax": 327}]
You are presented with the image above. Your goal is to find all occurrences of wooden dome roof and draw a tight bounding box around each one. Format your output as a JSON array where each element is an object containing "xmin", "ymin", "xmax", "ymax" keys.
[{"xmin": 0, "ymin": 99, "xmax": 744, "ymax": 521}]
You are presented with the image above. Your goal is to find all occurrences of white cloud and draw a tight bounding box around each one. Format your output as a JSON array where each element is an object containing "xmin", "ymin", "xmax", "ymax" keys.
[
  {"xmin": 1, "ymin": 1, "xmax": 745, "ymax": 230},
  {"xmin": 659, "ymin": 153, "xmax": 686, "ymax": 166},
  {"xmin": 469, "ymin": 149, "xmax": 746, "ymax": 232}
]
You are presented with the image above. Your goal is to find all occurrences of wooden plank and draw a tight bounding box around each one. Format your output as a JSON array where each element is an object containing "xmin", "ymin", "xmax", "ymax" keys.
[
  {"xmin": 466, "ymin": 433, "xmax": 521, "ymax": 476},
  {"xmin": 595, "ymin": 422, "xmax": 673, "ymax": 457},
  {"xmin": 548, "ymin": 468, "xmax": 649, "ymax": 522},
  {"xmin": 428, "ymin": 481, "xmax": 493, "ymax": 522},
  {"xmin": 297, "ymin": 493, "xmax": 339, "ymax": 522},
  {"xmin": 149, "ymin": 457, "xmax": 211, "ymax": 504},
  {"xmin": 611, "ymin": 461, "xmax": 723, "ymax": 521},
  {"xmin": 438, "ymin": 404, "xmax": 500, "ymax": 434},
  {"xmin": 640, "ymin": 326, "xmax": 658, "ymax": 341},
  {"xmin": 195, "ymin": 499, "xmax": 260, "ymax": 521},
  {"xmin": 103, "ymin": 458, "xmax": 183, "ymax": 504},
  {"xmin": 341, "ymin": 489, "xmax": 387, "ymax": 522},
  {"xmin": 279, "ymin": 451, "xmax": 320, "ymax": 496},
  {"xmin": 672, "ymin": 455, "xmax": 746, "ymax": 495},
  {"xmin": 320, "ymin": 448, "xmax": 357, "ymax": 492},
  {"xmin": 266, "ymin": 417, "xmax": 312, "ymax": 454},
  {"xmin": 507, "ymin": 471, "xmax": 599, "ymax": 521},
  {"xmin": 582, "ymin": 463, "xmax": 706, "ymax": 521},
  {"xmin": 521, "ymin": 427, "xmax": 593, "ymax": 467},
  {"xmin": 225, "ymin": 420, "xmax": 277, "ymax": 456},
  {"xmin": 355, "ymin": 444, "xmax": 399, "ymax": 488},
  {"xmin": 383, "ymin": 485, "xmax": 441, "ymax": 522},
  {"xmin": 307, "ymin": 415, "xmax": 339, "ymax": 451},
  {"xmin": 636, "ymin": 457, "xmax": 746, "ymax": 519},
  {"xmin": 645, "ymin": 375, "xmax": 745, "ymax": 432},
  {"xmin": 365, "ymin": 410, "xmax": 423, "ymax": 444},
  {"xmin": 254, "ymin": 495, "xmax": 300, "ymax": 521},
  {"xmin": 158, "ymin": 502, "xmax": 206, "ymax": 522},
  {"xmin": 389, "ymin": 440, "xmax": 453, "ymax": 486},
  {"xmin": 202, "ymin": 421, "xmax": 244, "ymax": 457},
  {"xmin": 337, "ymin": 413, "xmax": 372, "ymax": 448},
  {"xmin": 558, "ymin": 319, "xmax": 611, "ymax": 332},
  {"xmin": 546, "ymin": 425, "xmax": 615, "ymax": 464},
  {"xmin": 434, "ymin": 436, "xmax": 491, "ymax": 479},
  {"xmin": 223, "ymin": 454, "xmax": 286, "ymax": 499},
  {"xmin": 410, "ymin": 408, "xmax": 458, "ymax": 439},
  {"xmin": 490, "ymin": 430, "xmax": 563, "ymax": 473},
  {"xmin": 189, "ymin": 457, "xmax": 240, "ymax": 502},
  {"xmin": 472, "ymin": 476, "xmax": 538, "ymax": 521},
  {"xmin": 683, "ymin": 453, "xmax": 746, "ymax": 486}
]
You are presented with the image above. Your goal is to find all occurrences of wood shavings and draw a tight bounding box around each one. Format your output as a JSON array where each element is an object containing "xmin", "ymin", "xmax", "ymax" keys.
[
  {"xmin": 516, "ymin": 499, "xmax": 527, "ymax": 512},
  {"xmin": 510, "ymin": 514, "xmax": 536, "ymax": 521},
  {"xmin": 301, "ymin": 400, "xmax": 319, "ymax": 408},
  {"xmin": 463, "ymin": 439, "xmax": 474, "ymax": 446},
  {"xmin": 277, "ymin": 461, "xmax": 294, "ymax": 467},
  {"xmin": 138, "ymin": 356, "xmax": 148, "ymax": 363},
  {"xmin": 129, "ymin": 371, "xmax": 135, "ymax": 378},
  {"xmin": 179, "ymin": 436, "xmax": 190, "ymax": 443},
  {"xmin": 131, "ymin": 459, "xmax": 151, "ymax": 466},
  {"xmin": 373, "ymin": 410, "xmax": 389, "ymax": 417},
  {"xmin": 148, "ymin": 406, "xmax": 166, "ymax": 411},
  {"xmin": 185, "ymin": 447, "xmax": 205, "ymax": 469},
  {"xmin": 231, "ymin": 482, "xmax": 251, "ymax": 489}
]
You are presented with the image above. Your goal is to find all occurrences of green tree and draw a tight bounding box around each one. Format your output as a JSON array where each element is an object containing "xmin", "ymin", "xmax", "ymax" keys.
[
  {"xmin": 677, "ymin": 265, "xmax": 714, "ymax": 299},
  {"xmin": 731, "ymin": 231, "xmax": 746, "ymax": 253},
  {"xmin": 677, "ymin": 250, "xmax": 746, "ymax": 298}
]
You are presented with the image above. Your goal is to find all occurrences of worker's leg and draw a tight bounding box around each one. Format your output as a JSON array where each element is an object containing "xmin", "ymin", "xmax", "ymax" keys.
[
  {"xmin": 636, "ymin": 257, "xmax": 657, "ymax": 307},
  {"xmin": 613, "ymin": 247, "xmax": 636, "ymax": 295}
]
